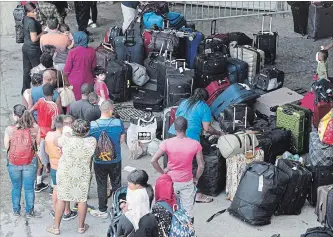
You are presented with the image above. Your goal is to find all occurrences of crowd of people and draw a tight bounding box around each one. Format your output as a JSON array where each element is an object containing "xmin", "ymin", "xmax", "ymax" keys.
[{"xmin": 5, "ymin": 1, "xmax": 333, "ymax": 236}]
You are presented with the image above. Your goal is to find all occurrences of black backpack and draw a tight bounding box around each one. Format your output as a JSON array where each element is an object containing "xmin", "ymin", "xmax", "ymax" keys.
[
  {"xmin": 13, "ymin": 5, "xmax": 25, "ymax": 43},
  {"xmin": 94, "ymin": 120, "xmax": 116, "ymax": 163}
]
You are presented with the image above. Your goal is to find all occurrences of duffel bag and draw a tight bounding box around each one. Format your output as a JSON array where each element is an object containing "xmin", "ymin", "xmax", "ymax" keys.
[
  {"xmin": 166, "ymin": 11, "xmax": 186, "ymax": 30},
  {"xmin": 148, "ymin": 31, "xmax": 179, "ymax": 53},
  {"xmin": 128, "ymin": 62, "xmax": 150, "ymax": 86},
  {"xmin": 143, "ymin": 12, "xmax": 164, "ymax": 30}
]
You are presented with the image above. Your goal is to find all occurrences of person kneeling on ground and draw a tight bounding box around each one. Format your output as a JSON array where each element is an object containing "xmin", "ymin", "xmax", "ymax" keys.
[{"xmin": 151, "ymin": 116, "xmax": 205, "ymax": 223}]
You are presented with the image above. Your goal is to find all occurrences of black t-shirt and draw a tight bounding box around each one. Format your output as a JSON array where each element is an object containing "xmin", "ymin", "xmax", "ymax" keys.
[
  {"xmin": 117, "ymin": 214, "xmax": 158, "ymax": 237},
  {"xmin": 23, "ymin": 16, "xmax": 42, "ymax": 48},
  {"xmin": 68, "ymin": 99, "xmax": 101, "ymax": 122}
]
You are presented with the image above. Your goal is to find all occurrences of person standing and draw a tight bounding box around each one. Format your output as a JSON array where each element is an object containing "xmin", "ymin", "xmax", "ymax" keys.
[
  {"xmin": 88, "ymin": 1, "xmax": 98, "ymax": 28},
  {"xmin": 151, "ymin": 116, "xmax": 205, "ymax": 222},
  {"xmin": 4, "ymin": 105, "xmax": 39, "ymax": 218},
  {"xmin": 37, "ymin": 1, "xmax": 63, "ymax": 25},
  {"xmin": 22, "ymin": 2, "xmax": 45, "ymax": 95},
  {"xmin": 74, "ymin": 1, "xmax": 91, "ymax": 35},
  {"xmin": 89, "ymin": 100, "xmax": 126, "ymax": 218},
  {"xmin": 46, "ymin": 119, "xmax": 96, "ymax": 235},
  {"xmin": 121, "ymin": 1, "xmax": 139, "ymax": 33},
  {"xmin": 64, "ymin": 31, "xmax": 96, "ymax": 100}
]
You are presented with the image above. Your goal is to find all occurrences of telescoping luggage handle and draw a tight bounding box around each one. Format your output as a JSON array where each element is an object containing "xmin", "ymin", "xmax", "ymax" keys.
[
  {"xmin": 231, "ymin": 105, "xmax": 248, "ymax": 131},
  {"xmin": 211, "ymin": 20, "xmax": 217, "ymax": 35},
  {"xmin": 261, "ymin": 14, "xmax": 273, "ymax": 34}
]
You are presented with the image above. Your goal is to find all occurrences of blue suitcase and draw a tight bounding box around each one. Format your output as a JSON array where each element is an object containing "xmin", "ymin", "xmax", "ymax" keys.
[
  {"xmin": 210, "ymin": 83, "xmax": 260, "ymax": 120},
  {"xmin": 226, "ymin": 58, "xmax": 248, "ymax": 84},
  {"xmin": 114, "ymin": 33, "xmax": 144, "ymax": 65},
  {"xmin": 185, "ymin": 31, "xmax": 204, "ymax": 69},
  {"xmin": 143, "ymin": 12, "xmax": 164, "ymax": 30}
]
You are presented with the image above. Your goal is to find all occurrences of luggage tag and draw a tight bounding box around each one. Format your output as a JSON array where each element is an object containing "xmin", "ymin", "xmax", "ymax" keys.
[{"xmin": 258, "ymin": 175, "xmax": 264, "ymax": 192}]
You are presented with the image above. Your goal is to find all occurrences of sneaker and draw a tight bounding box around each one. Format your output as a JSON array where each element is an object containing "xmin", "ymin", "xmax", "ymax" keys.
[
  {"xmin": 88, "ymin": 19, "xmax": 93, "ymax": 26},
  {"xmin": 90, "ymin": 23, "xmax": 97, "ymax": 28},
  {"xmin": 49, "ymin": 210, "xmax": 55, "ymax": 220},
  {"xmin": 49, "ymin": 187, "xmax": 53, "ymax": 196},
  {"xmin": 26, "ymin": 210, "xmax": 34, "ymax": 219},
  {"xmin": 62, "ymin": 210, "xmax": 78, "ymax": 221},
  {"xmin": 13, "ymin": 211, "xmax": 20, "ymax": 217},
  {"xmin": 90, "ymin": 209, "xmax": 108, "ymax": 219},
  {"xmin": 35, "ymin": 182, "xmax": 49, "ymax": 193}
]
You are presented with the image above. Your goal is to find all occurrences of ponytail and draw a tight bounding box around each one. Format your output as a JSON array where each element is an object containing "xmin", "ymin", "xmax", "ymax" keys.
[{"xmin": 13, "ymin": 104, "xmax": 34, "ymax": 129}]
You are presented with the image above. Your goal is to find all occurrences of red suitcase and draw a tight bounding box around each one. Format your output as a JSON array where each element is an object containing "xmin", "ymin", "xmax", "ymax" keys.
[
  {"xmin": 143, "ymin": 30, "xmax": 153, "ymax": 57},
  {"xmin": 206, "ymin": 77, "xmax": 231, "ymax": 106},
  {"xmin": 299, "ymin": 91, "xmax": 315, "ymax": 112},
  {"xmin": 313, "ymin": 101, "xmax": 333, "ymax": 128}
]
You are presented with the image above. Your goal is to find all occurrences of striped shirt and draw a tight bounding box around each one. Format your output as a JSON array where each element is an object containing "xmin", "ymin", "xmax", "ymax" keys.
[{"xmin": 34, "ymin": 98, "xmax": 59, "ymax": 138}]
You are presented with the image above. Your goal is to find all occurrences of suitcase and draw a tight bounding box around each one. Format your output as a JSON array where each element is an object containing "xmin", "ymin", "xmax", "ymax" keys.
[
  {"xmin": 301, "ymin": 227, "xmax": 333, "ymax": 237},
  {"xmin": 253, "ymin": 68, "xmax": 285, "ymax": 92},
  {"xmin": 148, "ymin": 31, "xmax": 180, "ymax": 54},
  {"xmin": 210, "ymin": 83, "xmax": 259, "ymax": 120},
  {"xmin": 313, "ymin": 101, "xmax": 333, "ymax": 128},
  {"xmin": 308, "ymin": 131, "xmax": 333, "ymax": 167},
  {"xmin": 143, "ymin": 30, "xmax": 153, "ymax": 57},
  {"xmin": 299, "ymin": 91, "xmax": 315, "ymax": 112},
  {"xmin": 185, "ymin": 31, "xmax": 204, "ymax": 69},
  {"xmin": 141, "ymin": 78, "xmax": 157, "ymax": 91},
  {"xmin": 276, "ymin": 105, "xmax": 306, "ymax": 154},
  {"xmin": 253, "ymin": 87, "xmax": 304, "ymax": 116},
  {"xmin": 229, "ymin": 44, "xmax": 265, "ymax": 83},
  {"xmin": 164, "ymin": 61, "xmax": 194, "ymax": 108},
  {"xmin": 328, "ymin": 188, "xmax": 333, "ymax": 230},
  {"xmin": 307, "ymin": 164, "xmax": 333, "ymax": 206},
  {"xmin": 105, "ymin": 60, "xmax": 132, "ymax": 102},
  {"xmin": 104, "ymin": 26, "xmax": 123, "ymax": 47},
  {"xmin": 290, "ymin": 2, "xmax": 310, "ymax": 35},
  {"xmin": 133, "ymin": 90, "xmax": 164, "ymax": 112},
  {"xmin": 228, "ymin": 162, "xmax": 289, "ymax": 226},
  {"xmin": 206, "ymin": 77, "xmax": 231, "ymax": 106},
  {"xmin": 192, "ymin": 137, "xmax": 226, "ymax": 197},
  {"xmin": 226, "ymin": 136, "xmax": 264, "ymax": 201},
  {"xmin": 114, "ymin": 32, "xmax": 144, "ymax": 65},
  {"xmin": 226, "ymin": 58, "xmax": 249, "ymax": 84},
  {"xmin": 219, "ymin": 104, "xmax": 253, "ymax": 134},
  {"xmin": 256, "ymin": 128, "xmax": 292, "ymax": 164},
  {"xmin": 194, "ymin": 51, "xmax": 228, "ymax": 76},
  {"xmin": 315, "ymin": 185, "xmax": 333, "ymax": 225},
  {"xmin": 198, "ymin": 37, "xmax": 229, "ymax": 55},
  {"xmin": 275, "ymin": 159, "xmax": 312, "ymax": 215},
  {"xmin": 205, "ymin": 20, "xmax": 229, "ymax": 45},
  {"xmin": 307, "ymin": 3, "xmax": 333, "ymax": 40},
  {"xmin": 227, "ymin": 32, "xmax": 253, "ymax": 46},
  {"xmin": 95, "ymin": 44, "xmax": 116, "ymax": 68},
  {"xmin": 254, "ymin": 14, "xmax": 278, "ymax": 65}
]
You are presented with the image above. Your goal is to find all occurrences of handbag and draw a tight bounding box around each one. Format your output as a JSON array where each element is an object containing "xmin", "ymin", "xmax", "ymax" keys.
[
  {"xmin": 318, "ymin": 109, "xmax": 333, "ymax": 145},
  {"xmin": 217, "ymin": 131, "xmax": 259, "ymax": 159},
  {"xmin": 57, "ymin": 71, "xmax": 75, "ymax": 107}
]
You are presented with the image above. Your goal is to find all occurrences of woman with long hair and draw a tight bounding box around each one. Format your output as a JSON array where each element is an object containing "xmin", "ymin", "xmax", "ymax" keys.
[
  {"xmin": 46, "ymin": 119, "xmax": 96, "ymax": 235},
  {"xmin": 4, "ymin": 104, "xmax": 39, "ymax": 218}
]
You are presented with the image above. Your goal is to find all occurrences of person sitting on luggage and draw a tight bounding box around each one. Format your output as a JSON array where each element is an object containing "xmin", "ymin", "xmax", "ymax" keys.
[
  {"xmin": 93, "ymin": 66, "xmax": 109, "ymax": 105},
  {"xmin": 316, "ymin": 50, "xmax": 328, "ymax": 80},
  {"xmin": 168, "ymin": 88, "xmax": 223, "ymax": 203},
  {"xmin": 151, "ymin": 116, "xmax": 205, "ymax": 223}
]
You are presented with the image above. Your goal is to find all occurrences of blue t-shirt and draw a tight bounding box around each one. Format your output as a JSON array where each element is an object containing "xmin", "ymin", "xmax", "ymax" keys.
[
  {"xmin": 89, "ymin": 118, "xmax": 125, "ymax": 164},
  {"xmin": 169, "ymin": 100, "xmax": 212, "ymax": 142}
]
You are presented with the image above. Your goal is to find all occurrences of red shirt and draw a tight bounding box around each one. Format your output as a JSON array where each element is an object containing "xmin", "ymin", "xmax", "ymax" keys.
[
  {"xmin": 94, "ymin": 81, "xmax": 109, "ymax": 100},
  {"xmin": 34, "ymin": 98, "xmax": 59, "ymax": 138}
]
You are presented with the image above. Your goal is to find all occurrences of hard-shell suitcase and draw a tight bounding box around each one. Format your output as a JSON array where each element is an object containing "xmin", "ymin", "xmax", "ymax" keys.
[
  {"xmin": 253, "ymin": 68, "xmax": 285, "ymax": 92},
  {"xmin": 228, "ymin": 162, "xmax": 289, "ymax": 226},
  {"xmin": 185, "ymin": 31, "xmax": 204, "ymax": 69},
  {"xmin": 114, "ymin": 32, "xmax": 144, "ymax": 65},
  {"xmin": 290, "ymin": 2, "xmax": 310, "ymax": 35},
  {"xmin": 276, "ymin": 105, "xmax": 306, "ymax": 153},
  {"xmin": 205, "ymin": 77, "xmax": 231, "ymax": 106},
  {"xmin": 133, "ymin": 90, "xmax": 164, "ymax": 112},
  {"xmin": 300, "ymin": 227, "xmax": 333, "ymax": 237},
  {"xmin": 253, "ymin": 87, "xmax": 304, "ymax": 116},
  {"xmin": 307, "ymin": 164, "xmax": 333, "ymax": 206},
  {"xmin": 275, "ymin": 159, "xmax": 312, "ymax": 215},
  {"xmin": 327, "ymin": 188, "xmax": 333, "ymax": 230},
  {"xmin": 307, "ymin": 3, "xmax": 333, "ymax": 40},
  {"xmin": 254, "ymin": 14, "xmax": 278, "ymax": 65},
  {"xmin": 315, "ymin": 185, "xmax": 333, "ymax": 225},
  {"xmin": 210, "ymin": 83, "xmax": 259, "ymax": 120},
  {"xmin": 299, "ymin": 91, "xmax": 315, "ymax": 112},
  {"xmin": 226, "ymin": 58, "xmax": 249, "ymax": 84},
  {"xmin": 229, "ymin": 44, "xmax": 265, "ymax": 83},
  {"xmin": 308, "ymin": 131, "xmax": 333, "ymax": 167},
  {"xmin": 95, "ymin": 44, "xmax": 116, "ymax": 68},
  {"xmin": 313, "ymin": 101, "xmax": 333, "ymax": 128},
  {"xmin": 105, "ymin": 60, "xmax": 132, "ymax": 102}
]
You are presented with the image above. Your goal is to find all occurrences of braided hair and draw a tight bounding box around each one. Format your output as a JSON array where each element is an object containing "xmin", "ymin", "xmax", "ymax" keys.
[
  {"xmin": 72, "ymin": 119, "xmax": 90, "ymax": 137},
  {"xmin": 185, "ymin": 88, "xmax": 209, "ymax": 112}
]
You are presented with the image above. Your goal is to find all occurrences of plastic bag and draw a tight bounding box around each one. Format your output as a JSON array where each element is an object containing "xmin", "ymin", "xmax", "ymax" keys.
[{"xmin": 147, "ymin": 138, "xmax": 161, "ymax": 156}]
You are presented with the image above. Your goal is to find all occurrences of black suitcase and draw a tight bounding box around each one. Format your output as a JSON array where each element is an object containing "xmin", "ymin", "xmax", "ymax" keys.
[
  {"xmin": 301, "ymin": 227, "xmax": 333, "ymax": 237},
  {"xmin": 133, "ymin": 90, "xmax": 164, "ymax": 112},
  {"xmin": 254, "ymin": 14, "xmax": 278, "ymax": 65},
  {"xmin": 289, "ymin": 2, "xmax": 310, "ymax": 35},
  {"xmin": 228, "ymin": 162, "xmax": 289, "ymax": 226},
  {"xmin": 114, "ymin": 31, "xmax": 144, "ymax": 65},
  {"xmin": 307, "ymin": 3, "xmax": 333, "ymax": 40},
  {"xmin": 197, "ymin": 38, "xmax": 229, "ymax": 55},
  {"xmin": 275, "ymin": 159, "xmax": 312, "ymax": 215},
  {"xmin": 105, "ymin": 60, "xmax": 132, "ymax": 102},
  {"xmin": 253, "ymin": 68, "xmax": 284, "ymax": 92},
  {"xmin": 307, "ymin": 165, "xmax": 333, "ymax": 206},
  {"xmin": 223, "ymin": 104, "xmax": 255, "ymax": 126},
  {"xmin": 226, "ymin": 58, "xmax": 249, "ymax": 84}
]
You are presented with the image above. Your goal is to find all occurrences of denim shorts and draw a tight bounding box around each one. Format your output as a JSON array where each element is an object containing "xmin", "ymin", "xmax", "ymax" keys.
[
  {"xmin": 50, "ymin": 168, "xmax": 57, "ymax": 185},
  {"xmin": 38, "ymin": 139, "xmax": 50, "ymax": 165}
]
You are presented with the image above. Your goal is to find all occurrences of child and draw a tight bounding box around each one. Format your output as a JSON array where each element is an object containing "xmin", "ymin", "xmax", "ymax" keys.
[
  {"xmin": 59, "ymin": 24, "xmax": 74, "ymax": 49},
  {"xmin": 93, "ymin": 66, "xmax": 109, "ymax": 106},
  {"xmin": 316, "ymin": 50, "xmax": 329, "ymax": 80}
]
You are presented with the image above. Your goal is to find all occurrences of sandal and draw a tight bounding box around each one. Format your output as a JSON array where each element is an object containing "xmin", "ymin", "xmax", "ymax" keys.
[
  {"xmin": 195, "ymin": 195, "xmax": 213, "ymax": 203},
  {"xmin": 78, "ymin": 223, "xmax": 89, "ymax": 234},
  {"xmin": 46, "ymin": 225, "xmax": 60, "ymax": 235}
]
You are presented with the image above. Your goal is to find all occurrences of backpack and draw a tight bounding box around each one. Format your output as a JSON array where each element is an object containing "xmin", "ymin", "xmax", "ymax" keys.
[
  {"xmin": 8, "ymin": 127, "xmax": 35, "ymax": 165},
  {"xmin": 157, "ymin": 201, "xmax": 196, "ymax": 237},
  {"xmin": 13, "ymin": 5, "xmax": 25, "ymax": 43},
  {"xmin": 94, "ymin": 120, "xmax": 116, "ymax": 162}
]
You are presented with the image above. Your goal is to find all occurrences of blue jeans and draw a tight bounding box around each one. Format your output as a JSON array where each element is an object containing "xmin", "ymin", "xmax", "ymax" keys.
[{"xmin": 7, "ymin": 158, "xmax": 37, "ymax": 213}]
